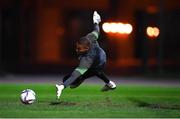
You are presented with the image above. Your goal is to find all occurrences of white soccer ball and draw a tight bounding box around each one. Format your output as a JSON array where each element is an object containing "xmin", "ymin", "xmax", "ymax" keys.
[{"xmin": 20, "ymin": 89, "xmax": 36, "ymax": 104}]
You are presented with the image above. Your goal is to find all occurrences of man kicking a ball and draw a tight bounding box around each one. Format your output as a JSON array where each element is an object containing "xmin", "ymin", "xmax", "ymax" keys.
[{"xmin": 56, "ymin": 11, "xmax": 116, "ymax": 99}]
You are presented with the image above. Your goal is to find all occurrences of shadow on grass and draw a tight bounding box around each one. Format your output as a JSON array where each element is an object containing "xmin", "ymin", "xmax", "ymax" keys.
[
  {"xmin": 50, "ymin": 101, "xmax": 76, "ymax": 106},
  {"xmin": 128, "ymin": 98, "xmax": 180, "ymax": 110}
]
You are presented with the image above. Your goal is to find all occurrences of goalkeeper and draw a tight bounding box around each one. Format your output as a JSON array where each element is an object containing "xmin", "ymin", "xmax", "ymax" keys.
[{"xmin": 56, "ymin": 11, "xmax": 116, "ymax": 99}]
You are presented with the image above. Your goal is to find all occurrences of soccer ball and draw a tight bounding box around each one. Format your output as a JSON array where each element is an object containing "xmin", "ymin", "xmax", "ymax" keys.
[{"xmin": 20, "ymin": 89, "xmax": 36, "ymax": 104}]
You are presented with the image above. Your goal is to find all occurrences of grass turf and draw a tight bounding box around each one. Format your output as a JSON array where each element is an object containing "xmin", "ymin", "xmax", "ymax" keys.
[{"xmin": 0, "ymin": 83, "xmax": 180, "ymax": 118}]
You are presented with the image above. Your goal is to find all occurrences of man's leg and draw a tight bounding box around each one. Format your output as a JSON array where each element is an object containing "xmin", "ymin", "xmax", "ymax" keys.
[
  {"xmin": 95, "ymin": 71, "xmax": 110, "ymax": 84},
  {"xmin": 70, "ymin": 70, "xmax": 95, "ymax": 88},
  {"xmin": 95, "ymin": 70, "xmax": 116, "ymax": 91}
]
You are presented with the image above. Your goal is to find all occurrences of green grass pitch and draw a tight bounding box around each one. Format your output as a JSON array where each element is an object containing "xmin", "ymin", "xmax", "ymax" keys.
[{"xmin": 0, "ymin": 83, "xmax": 180, "ymax": 118}]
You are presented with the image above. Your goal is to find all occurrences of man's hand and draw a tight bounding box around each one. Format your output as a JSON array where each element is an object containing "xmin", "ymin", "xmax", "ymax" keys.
[{"xmin": 93, "ymin": 11, "xmax": 101, "ymax": 24}]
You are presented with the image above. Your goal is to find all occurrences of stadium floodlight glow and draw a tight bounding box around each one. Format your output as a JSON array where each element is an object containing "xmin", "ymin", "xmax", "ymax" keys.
[
  {"xmin": 125, "ymin": 24, "xmax": 133, "ymax": 34},
  {"xmin": 153, "ymin": 27, "xmax": 160, "ymax": 37},
  {"xmin": 111, "ymin": 23, "xmax": 118, "ymax": 33},
  {"xmin": 146, "ymin": 26, "xmax": 160, "ymax": 38},
  {"xmin": 102, "ymin": 22, "xmax": 133, "ymax": 35},
  {"xmin": 102, "ymin": 23, "xmax": 111, "ymax": 33}
]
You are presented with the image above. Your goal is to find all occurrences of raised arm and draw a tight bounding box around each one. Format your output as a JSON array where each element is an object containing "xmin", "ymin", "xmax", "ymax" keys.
[
  {"xmin": 92, "ymin": 11, "xmax": 101, "ymax": 37},
  {"xmin": 85, "ymin": 11, "xmax": 101, "ymax": 42}
]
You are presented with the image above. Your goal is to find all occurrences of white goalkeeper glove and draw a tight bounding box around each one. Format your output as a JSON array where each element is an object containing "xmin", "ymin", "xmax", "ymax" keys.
[{"xmin": 93, "ymin": 11, "xmax": 101, "ymax": 24}]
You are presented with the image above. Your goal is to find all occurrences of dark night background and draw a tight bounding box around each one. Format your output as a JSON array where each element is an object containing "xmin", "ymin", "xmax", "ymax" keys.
[{"xmin": 0, "ymin": 0, "xmax": 180, "ymax": 77}]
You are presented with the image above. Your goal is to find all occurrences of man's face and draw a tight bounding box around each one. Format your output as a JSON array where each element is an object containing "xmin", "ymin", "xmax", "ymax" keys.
[{"xmin": 76, "ymin": 43, "xmax": 89, "ymax": 55}]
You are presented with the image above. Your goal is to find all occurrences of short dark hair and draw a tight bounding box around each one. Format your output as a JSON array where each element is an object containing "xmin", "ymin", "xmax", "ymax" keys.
[{"xmin": 77, "ymin": 37, "xmax": 91, "ymax": 47}]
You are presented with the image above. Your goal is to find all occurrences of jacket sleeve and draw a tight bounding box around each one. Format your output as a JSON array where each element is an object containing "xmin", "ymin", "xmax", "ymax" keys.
[
  {"xmin": 63, "ymin": 56, "xmax": 93, "ymax": 87},
  {"xmin": 85, "ymin": 23, "xmax": 100, "ymax": 42}
]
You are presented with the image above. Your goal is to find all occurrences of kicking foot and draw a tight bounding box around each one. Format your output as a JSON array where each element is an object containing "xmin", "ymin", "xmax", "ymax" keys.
[
  {"xmin": 101, "ymin": 81, "xmax": 116, "ymax": 92},
  {"xmin": 55, "ymin": 84, "xmax": 64, "ymax": 99}
]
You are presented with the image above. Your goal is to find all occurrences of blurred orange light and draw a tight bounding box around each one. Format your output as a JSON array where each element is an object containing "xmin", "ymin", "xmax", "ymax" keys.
[
  {"xmin": 102, "ymin": 23, "xmax": 111, "ymax": 33},
  {"xmin": 146, "ymin": 26, "xmax": 160, "ymax": 38},
  {"xmin": 153, "ymin": 27, "xmax": 160, "ymax": 37},
  {"xmin": 124, "ymin": 24, "xmax": 133, "ymax": 34},
  {"xmin": 111, "ymin": 23, "xmax": 118, "ymax": 33},
  {"xmin": 102, "ymin": 22, "xmax": 133, "ymax": 35}
]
